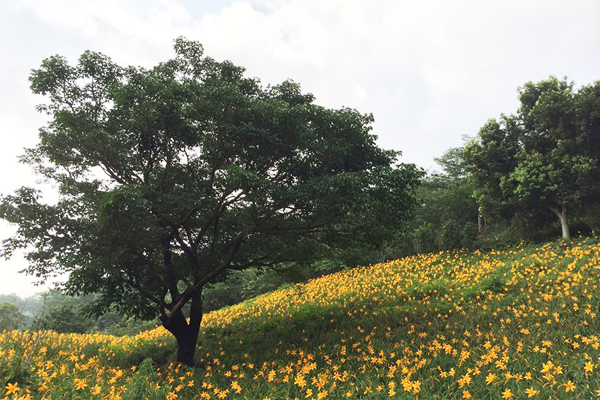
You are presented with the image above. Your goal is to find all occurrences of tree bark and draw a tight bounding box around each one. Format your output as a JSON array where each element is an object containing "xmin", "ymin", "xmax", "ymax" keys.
[
  {"xmin": 175, "ymin": 326, "xmax": 199, "ymax": 366},
  {"xmin": 163, "ymin": 294, "xmax": 203, "ymax": 367},
  {"xmin": 549, "ymin": 205, "xmax": 570, "ymax": 240}
]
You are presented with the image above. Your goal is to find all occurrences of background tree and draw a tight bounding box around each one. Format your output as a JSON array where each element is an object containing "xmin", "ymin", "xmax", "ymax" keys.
[
  {"xmin": 31, "ymin": 303, "xmax": 91, "ymax": 333},
  {"xmin": 0, "ymin": 294, "xmax": 43, "ymax": 328},
  {"xmin": 463, "ymin": 116, "xmax": 521, "ymax": 226},
  {"xmin": 464, "ymin": 77, "xmax": 600, "ymax": 240},
  {"xmin": 0, "ymin": 302, "xmax": 26, "ymax": 331},
  {"xmin": 0, "ymin": 38, "xmax": 421, "ymax": 365},
  {"xmin": 20, "ymin": 289, "xmax": 151, "ymax": 335},
  {"xmin": 399, "ymin": 147, "xmax": 478, "ymax": 255}
]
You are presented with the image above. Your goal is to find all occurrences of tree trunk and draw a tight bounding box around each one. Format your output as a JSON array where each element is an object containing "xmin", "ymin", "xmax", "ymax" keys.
[
  {"xmin": 549, "ymin": 205, "xmax": 570, "ymax": 240},
  {"xmin": 174, "ymin": 327, "xmax": 199, "ymax": 366},
  {"xmin": 163, "ymin": 294, "xmax": 203, "ymax": 367}
]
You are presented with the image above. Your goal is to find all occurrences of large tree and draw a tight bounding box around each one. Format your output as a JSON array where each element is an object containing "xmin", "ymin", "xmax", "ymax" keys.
[
  {"xmin": 464, "ymin": 77, "xmax": 600, "ymax": 240},
  {"xmin": 0, "ymin": 38, "xmax": 421, "ymax": 365}
]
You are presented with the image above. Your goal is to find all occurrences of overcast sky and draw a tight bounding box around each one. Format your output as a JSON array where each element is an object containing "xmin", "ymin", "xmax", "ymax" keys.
[{"xmin": 0, "ymin": 0, "xmax": 599, "ymax": 297}]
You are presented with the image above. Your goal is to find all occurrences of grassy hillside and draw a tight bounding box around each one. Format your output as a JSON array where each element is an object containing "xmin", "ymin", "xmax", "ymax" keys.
[{"xmin": 2, "ymin": 238, "xmax": 600, "ymax": 399}]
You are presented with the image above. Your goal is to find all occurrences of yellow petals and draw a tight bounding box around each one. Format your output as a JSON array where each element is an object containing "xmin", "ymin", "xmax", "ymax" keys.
[
  {"xmin": 564, "ymin": 381, "xmax": 575, "ymax": 392},
  {"xmin": 5, "ymin": 382, "xmax": 20, "ymax": 395},
  {"xmin": 525, "ymin": 387, "xmax": 539, "ymax": 397}
]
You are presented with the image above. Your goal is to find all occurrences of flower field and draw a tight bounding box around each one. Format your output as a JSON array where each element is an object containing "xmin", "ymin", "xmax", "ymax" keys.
[{"xmin": 3, "ymin": 238, "xmax": 600, "ymax": 399}]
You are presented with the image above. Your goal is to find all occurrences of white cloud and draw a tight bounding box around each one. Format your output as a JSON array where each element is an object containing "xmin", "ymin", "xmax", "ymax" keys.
[{"xmin": 184, "ymin": 0, "xmax": 599, "ymax": 162}]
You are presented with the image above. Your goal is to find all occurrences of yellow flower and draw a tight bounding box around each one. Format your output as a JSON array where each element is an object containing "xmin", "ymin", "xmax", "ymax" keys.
[
  {"xmin": 462, "ymin": 390, "xmax": 471, "ymax": 399},
  {"xmin": 217, "ymin": 390, "xmax": 229, "ymax": 399},
  {"xmin": 412, "ymin": 381, "xmax": 421, "ymax": 394},
  {"xmin": 295, "ymin": 374, "xmax": 307, "ymax": 388},
  {"xmin": 541, "ymin": 361, "xmax": 554, "ymax": 373},
  {"xmin": 166, "ymin": 391, "xmax": 178, "ymax": 400},
  {"xmin": 502, "ymin": 389, "xmax": 513, "ymax": 399},
  {"xmin": 5, "ymin": 382, "xmax": 20, "ymax": 395},
  {"xmin": 74, "ymin": 378, "xmax": 87, "ymax": 390},
  {"xmin": 564, "ymin": 381, "xmax": 575, "ymax": 392},
  {"xmin": 525, "ymin": 387, "xmax": 539, "ymax": 397}
]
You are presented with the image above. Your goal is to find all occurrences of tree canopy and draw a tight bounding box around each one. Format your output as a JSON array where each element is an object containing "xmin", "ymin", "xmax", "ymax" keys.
[
  {"xmin": 403, "ymin": 147, "xmax": 478, "ymax": 255},
  {"xmin": 0, "ymin": 38, "xmax": 421, "ymax": 365},
  {"xmin": 464, "ymin": 77, "xmax": 600, "ymax": 239}
]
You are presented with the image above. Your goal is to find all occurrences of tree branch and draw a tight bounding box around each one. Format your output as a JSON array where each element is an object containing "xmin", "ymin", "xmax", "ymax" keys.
[{"xmin": 166, "ymin": 234, "xmax": 246, "ymax": 323}]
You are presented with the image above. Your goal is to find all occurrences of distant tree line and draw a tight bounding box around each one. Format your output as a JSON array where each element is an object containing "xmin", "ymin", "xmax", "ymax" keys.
[{"xmin": 0, "ymin": 291, "xmax": 155, "ymax": 335}]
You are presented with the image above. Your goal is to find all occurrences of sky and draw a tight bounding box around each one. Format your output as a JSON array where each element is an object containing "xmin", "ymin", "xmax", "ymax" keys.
[{"xmin": 0, "ymin": 0, "xmax": 598, "ymax": 297}]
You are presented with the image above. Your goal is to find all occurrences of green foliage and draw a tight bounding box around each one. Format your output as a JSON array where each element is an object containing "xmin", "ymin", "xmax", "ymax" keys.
[
  {"xmin": 407, "ymin": 278, "xmax": 451, "ymax": 300},
  {"xmin": 100, "ymin": 316, "xmax": 160, "ymax": 337},
  {"xmin": 413, "ymin": 223, "xmax": 439, "ymax": 254},
  {"xmin": 202, "ymin": 267, "xmax": 287, "ymax": 313},
  {"xmin": 256, "ymin": 303, "xmax": 334, "ymax": 340},
  {"xmin": 462, "ymin": 265, "xmax": 511, "ymax": 300},
  {"xmin": 399, "ymin": 146, "xmax": 479, "ymax": 255},
  {"xmin": 0, "ymin": 294, "xmax": 44, "ymax": 327},
  {"xmin": 100, "ymin": 338, "xmax": 174, "ymax": 368},
  {"xmin": 581, "ymin": 203, "xmax": 600, "ymax": 234},
  {"xmin": 121, "ymin": 359, "xmax": 171, "ymax": 400},
  {"xmin": 1, "ymin": 289, "xmax": 158, "ymax": 335},
  {"xmin": 0, "ymin": 302, "xmax": 26, "ymax": 331},
  {"xmin": 433, "ymin": 146, "xmax": 468, "ymax": 181},
  {"xmin": 32, "ymin": 303, "xmax": 93, "ymax": 334},
  {"xmin": 460, "ymin": 222, "xmax": 478, "ymax": 248},
  {"xmin": 440, "ymin": 220, "xmax": 462, "ymax": 250},
  {"xmin": 464, "ymin": 77, "xmax": 600, "ymax": 240}
]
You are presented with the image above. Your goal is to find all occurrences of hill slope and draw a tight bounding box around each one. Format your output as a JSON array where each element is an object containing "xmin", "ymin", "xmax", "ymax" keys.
[{"xmin": 2, "ymin": 239, "xmax": 600, "ymax": 399}]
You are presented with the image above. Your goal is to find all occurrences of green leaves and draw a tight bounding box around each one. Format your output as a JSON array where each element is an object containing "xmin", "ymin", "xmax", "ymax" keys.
[{"xmin": 464, "ymin": 76, "xmax": 600, "ymax": 239}]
